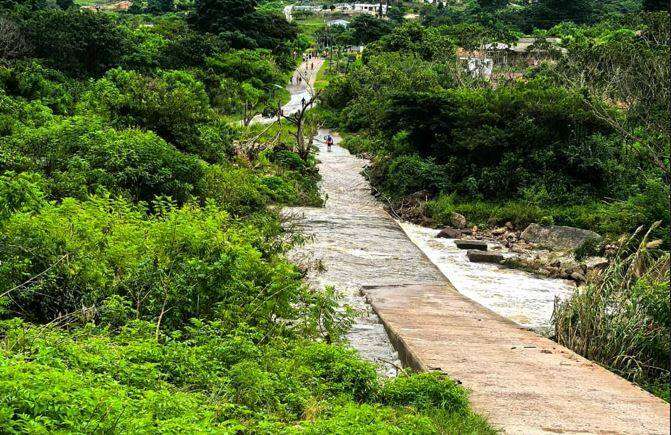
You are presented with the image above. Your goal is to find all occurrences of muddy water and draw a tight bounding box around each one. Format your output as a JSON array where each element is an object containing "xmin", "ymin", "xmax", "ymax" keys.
[
  {"xmin": 283, "ymin": 131, "xmax": 446, "ymax": 376},
  {"xmin": 399, "ymin": 222, "xmax": 576, "ymax": 332},
  {"xmin": 284, "ymin": 131, "xmax": 575, "ymax": 375}
]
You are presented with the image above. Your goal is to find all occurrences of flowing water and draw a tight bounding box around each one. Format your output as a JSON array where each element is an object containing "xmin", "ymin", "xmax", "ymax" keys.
[
  {"xmin": 283, "ymin": 131, "xmax": 445, "ymax": 376},
  {"xmin": 398, "ymin": 222, "xmax": 576, "ymax": 333},
  {"xmin": 283, "ymin": 120, "xmax": 579, "ymax": 376},
  {"xmin": 284, "ymin": 133, "xmax": 577, "ymax": 374}
]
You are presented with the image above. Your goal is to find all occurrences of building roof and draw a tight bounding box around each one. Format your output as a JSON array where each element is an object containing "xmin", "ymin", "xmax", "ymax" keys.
[
  {"xmin": 483, "ymin": 37, "xmax": 566, "ymax": 54},
  {"xmin": 327, "ymin": 19, "xmax": 350, "ymax": 27}
]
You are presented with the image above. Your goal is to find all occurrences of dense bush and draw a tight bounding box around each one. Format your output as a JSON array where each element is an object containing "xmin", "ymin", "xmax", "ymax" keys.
[
  {"xmin": 0, "ymin": 61, "xmax": 75, "ymax": 114},
  {"xmin": 20, "ymin": 10, "xmax": 129, "ymax": 77},
  {"xmin": 81, "ymin": 68, "xmax": 215, "ymax": 156},
  {"xmin": 0, "ymin": 197, "xmax": 302, "ymax": 329},
  {"xmin": 0, "ymin": 116, "xmax": 203, "ymax": 203},
  {"xmin": 377, "ymin": 83, "xmax": 619, "ymax": 202},
  {"xmin": 0, "ymin": 319, "xmax": 493, "ymax": 433}
]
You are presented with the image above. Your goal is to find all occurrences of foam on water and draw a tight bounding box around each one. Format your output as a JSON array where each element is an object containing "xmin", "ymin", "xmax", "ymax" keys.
[{"xmin": 398, "ymin": 221, "xmax": 576, "ymax": 332}]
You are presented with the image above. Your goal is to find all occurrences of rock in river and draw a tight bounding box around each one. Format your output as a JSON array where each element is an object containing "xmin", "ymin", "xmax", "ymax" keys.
[
  {"xmin": 467, "ymin": 250, "xmax": 504, "ymax": 263},
  {"xmin": 521, "ymin": 224, "xmax": 602, "ymax": 251},
  {"xmin": 455, "ymin": 239, "xmax": 488, "ymax": 251},
  {"xmin": 437, "ymin": 227, "xmax": 463, "ymax": 239}
]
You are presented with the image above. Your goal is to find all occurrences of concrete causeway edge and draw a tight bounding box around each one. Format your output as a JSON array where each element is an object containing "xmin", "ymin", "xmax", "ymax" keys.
[{"xmin": 361, "ymin": 283, "xmax": 670, "ymax": 434}]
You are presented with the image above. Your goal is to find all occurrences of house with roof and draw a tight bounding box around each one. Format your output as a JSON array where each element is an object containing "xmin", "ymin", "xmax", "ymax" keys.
[{"xmin": 482, "ymin": 37, "xmax": 567, "ymax": 68}]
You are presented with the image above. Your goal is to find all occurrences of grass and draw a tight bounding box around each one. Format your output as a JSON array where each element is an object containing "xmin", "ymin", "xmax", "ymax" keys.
[
  {"xmin": 257, "ymin": 0, "xmax": 290, "ymax": 14},
  {"xmin": 314, "ymin": 60, "xmax": 330, "ymax": 91},
  {"xmin": 553, "ymin": 223, "xmax": 670, "ymax": 401},
  {"xmin": 294, "ymin": 13, "xmax": 326, "ymax": 44}
]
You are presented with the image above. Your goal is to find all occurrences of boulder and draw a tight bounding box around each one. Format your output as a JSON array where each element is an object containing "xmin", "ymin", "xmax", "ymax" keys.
[
  {"xmin": 455, "ymin": 239, "xmax": 488, "ymax": 251},
  {"xmin": 521, "ymin": 224, "xmax": 602, "ymax": 251},
  {"xmin": 450, "ymin": 212, "xmax": 467, "ymax": 229},
  {"xmin": 505, "ymin": 221, "xmax": 515, "ymax": 230},
  {"xmin": 437, "ymin": 227, "xmax": 462, "ymax": 239},
  {"xmin": 467, "ymin": 250, "xmax": 504, "ymax": 263},
  {"xmin": 504, "ymin": 232, "xmax": 518, "ymax": 242},
  {"xmin": 491, "ymin": 227, "xmax": 507, "ymax": 236}
]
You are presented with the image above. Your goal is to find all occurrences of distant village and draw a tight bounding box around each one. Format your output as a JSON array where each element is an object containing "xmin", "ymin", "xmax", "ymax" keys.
[
  {"xmin": 293, "ymin": 2, "xmax": 389, "ymax": 16},
  {"xmin": 80, "ymin": 0, "xmax": 567, "ymax": 81}
]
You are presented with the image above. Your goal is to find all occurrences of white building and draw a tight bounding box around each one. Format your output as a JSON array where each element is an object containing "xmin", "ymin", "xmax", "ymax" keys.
[
  {"xmin": 332, "ymin": 2, "xmax": 388, "ymax": 15},
  {"xmin": 327, "ymin": 19, "xmax": 350, "ymax": 27},
  {"xmin": 353, "ymin": 3, "xmax": 387, "ymax": 14}
]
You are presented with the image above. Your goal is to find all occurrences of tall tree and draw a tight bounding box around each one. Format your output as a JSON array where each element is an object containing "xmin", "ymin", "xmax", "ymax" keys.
[
  {"xmin": 22, "ymin": 10, "xmax": 129, "ymax": 77},
  {"xmin": 191, "ymin": 0, "xmax": 256, "ymax": 33},
  {"xmin": 147, "ymin": 0, "xmax": 174, "ymax": 14},
  {"xmin": 349, "ymin": 14, "xmax": 393, "ymax": 45},
  {"xmin": 477, "ymin": 0, "xmax": 508, "ymax": 11}
]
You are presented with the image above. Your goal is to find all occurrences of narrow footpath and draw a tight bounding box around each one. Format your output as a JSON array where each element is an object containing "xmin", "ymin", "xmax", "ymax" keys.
[
  {"xmin": 252, "ymin": 57, "xmax": 323, "ymax": 124},
  {"xmin": 284, "ymin": 133, "xmax": 671, "ymax": 434}
]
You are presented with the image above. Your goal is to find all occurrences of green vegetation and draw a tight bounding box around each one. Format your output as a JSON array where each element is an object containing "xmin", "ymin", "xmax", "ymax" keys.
[
  {"xmin": 320, "ymin": 7, "xmax": 669, "ymax": 399},
  {"xmin": 293, "ymin": 10, "xmax": 326, "ymax": 44},
  {"xmin": 554, "ymin": 224, "xmax": 670, "ymax": 401},
  {"xmin": 322, "ymin": 15, "xmax": 669, "ymax": 245},
  {"xmin": 0, "ymin": 0, "xmax": 494, "ymax": 432}
]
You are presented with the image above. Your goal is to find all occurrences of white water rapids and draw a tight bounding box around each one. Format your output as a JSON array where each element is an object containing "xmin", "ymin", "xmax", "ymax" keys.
[{"xmin": 399, "ymin": 221, "xmax": 576, "ymax": 332}]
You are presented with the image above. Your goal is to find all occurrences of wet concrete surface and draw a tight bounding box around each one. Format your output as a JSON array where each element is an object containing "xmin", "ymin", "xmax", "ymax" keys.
[
  {"xmin": 364, "ymin": 283, "xmax": 671, "ymax": 434},
  {"xmin": 283, "ymin": 131, "xmax": 446, "ymax": 375},
  {"xmin": 283, "ymin": 133, "xmax": 670, "ymax": 433},
  {"xmin": 252, "ymin": 58, "xmax": 324, "ymax": 125}
]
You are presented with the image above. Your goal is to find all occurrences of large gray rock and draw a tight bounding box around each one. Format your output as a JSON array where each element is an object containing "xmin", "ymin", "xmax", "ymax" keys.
[
  {"xmin": 467, "ymin": 250, "xmax": 504, "ymax": 263},
  {"xmin": 455, "ymin": 239, "xmax": 488, "ymax": 251},
  {"xmin": 521, "ymin": 224, "xmax": 602, "ymax": 251}
]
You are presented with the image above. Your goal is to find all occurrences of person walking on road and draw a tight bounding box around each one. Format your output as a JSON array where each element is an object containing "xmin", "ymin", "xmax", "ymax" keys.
[{"xmin": 325, "ymin": 134, "xmax": 333, "ymax": 152}]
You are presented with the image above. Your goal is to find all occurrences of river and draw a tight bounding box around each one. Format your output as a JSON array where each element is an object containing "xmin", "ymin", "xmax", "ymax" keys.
[{"xmin": 398, "ymin": 222, "xmax": 575, "ymax": 333}]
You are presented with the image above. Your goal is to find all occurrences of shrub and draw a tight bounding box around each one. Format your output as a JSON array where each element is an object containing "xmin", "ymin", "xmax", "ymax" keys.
[
  {"xmin": 379, "ymin": 372, "xmax": 469, "ymax": 413},
  {"xmin": 0, "ymin": 319, "xmax": 494, "ymax": 432},
  {"xmin": 377, "ymin": 155, "xmax": 447, "ymax": 199},
  {"xmin": 0, "ymin": 197, "xmax": 302, "ymax": 329},
  {"xmin": 81, "ymin": 68, "xmax": 213, "ymax": 155},
  {"xmin": 199, "ymin": 164, "xmax": 270, "ymax": 215},
  {"xmin": 20, "ymin": 10, "xmax": 129, "ymax": 77},
  {"xmin": 553, "ymin": 225, "xmax": 670, "ymax": 400},
  {"xmin": 0, "ymin": 61, "xmax": 75, "ymax": 114},
  {"xmin": 0, "ymin": 171, "xmax": 46, "ymax": 218},
  {"xmin": 298, "ymin": 403, "xmax": 436, "ymax": 434},
  {"xmin": 0, "ymin": 116, "xmax": 203, "ymax": 204}
]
